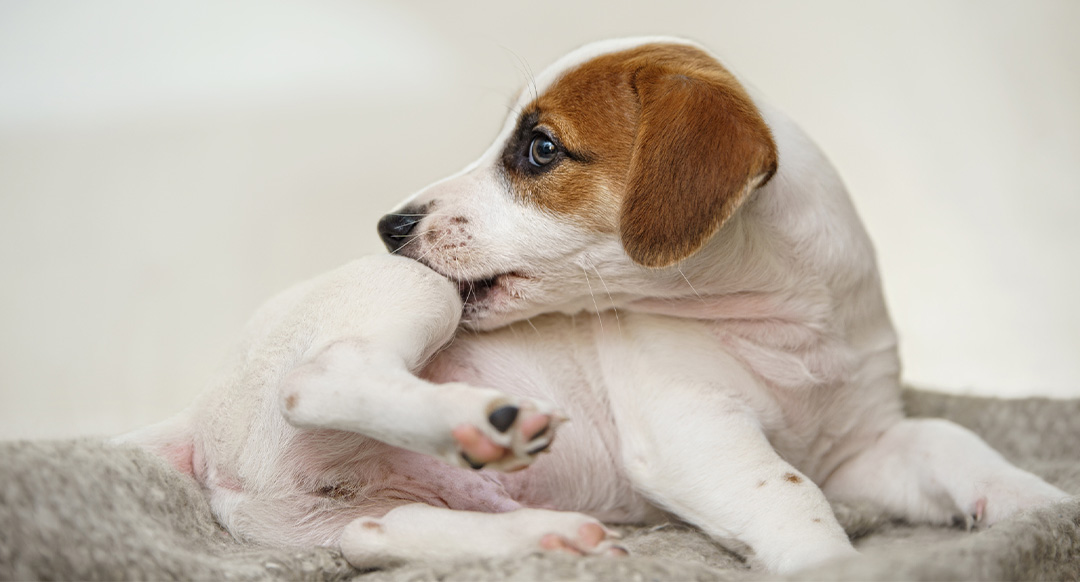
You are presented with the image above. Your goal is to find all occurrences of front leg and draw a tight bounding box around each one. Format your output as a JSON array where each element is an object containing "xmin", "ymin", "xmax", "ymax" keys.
[
  {"xmin": 600, "ymin": 316, "xmax": 856, "ymax": 573},
  {"xmin": 273, "ymin": 256, "xmax": 562, "ymax": 471}
]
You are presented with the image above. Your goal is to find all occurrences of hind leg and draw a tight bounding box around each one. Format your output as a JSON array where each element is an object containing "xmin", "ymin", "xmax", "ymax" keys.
[
  {"xmin": 280, "ymin": 339, "xmax": 564, "ymax": 472},
  {"xmin": 339, "ymin": 503, "xmax": 626, "ymax": 568},
  {"xmin": 216, "ymin": 492, "xmax": 623, "ymax": 566},
  {"xmin": 278, "ymin": 256, "xmax": 564, "ymax": 472},
  {"xmin": 823, "ymin": 418, "xmax": 1070, "ymax": 527}
]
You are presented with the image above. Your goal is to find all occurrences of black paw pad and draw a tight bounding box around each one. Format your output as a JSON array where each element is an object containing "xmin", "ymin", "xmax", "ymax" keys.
[
  {"xmin": 488, "ymin": 405, "xmax": 519, "ymax": 433},
  {"xmin": 461, "ymin": 452, "xmax": 486, "ymax": 470}
]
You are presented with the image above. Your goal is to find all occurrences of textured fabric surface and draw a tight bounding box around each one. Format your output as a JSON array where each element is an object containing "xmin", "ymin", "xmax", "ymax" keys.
[{"xmin": 2, "ymin": 389, "xmax": 1078, "ymax": 581}]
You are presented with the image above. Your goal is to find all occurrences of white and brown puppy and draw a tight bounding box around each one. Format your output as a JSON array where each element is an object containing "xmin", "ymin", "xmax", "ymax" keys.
[{"xmin": 120, "ymin": 37, "xmax": 1070, "ymax": 573}]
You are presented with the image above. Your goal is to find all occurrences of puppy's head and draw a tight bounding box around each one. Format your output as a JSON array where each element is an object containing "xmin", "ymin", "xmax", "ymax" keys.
[{"xmin": 379, "ymin": 38, "xmax": 777, "ymax": 329}]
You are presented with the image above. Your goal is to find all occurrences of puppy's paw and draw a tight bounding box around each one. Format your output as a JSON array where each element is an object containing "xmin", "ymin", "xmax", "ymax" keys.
[
  {"xmin": 450, "ymin": 398, "xmax": 565, "ymax": 472},
  {"xmin": 961, "ymin": 470, "xmax": 1070, "ymax": 527}
]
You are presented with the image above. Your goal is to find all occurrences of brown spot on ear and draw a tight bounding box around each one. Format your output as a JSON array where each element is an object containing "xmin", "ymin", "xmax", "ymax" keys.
[
  {"xmin": 812, "ymin": 518, "xmax": 822, "ymax": 523},
  {"xmin": 783, "ymin": 472, "xmax": 803, "ymax": 484},
  {"xmin": 284, "ymin": 393, "xmax": 298, "ymax": 411},
  {"xmin": 757, "ymin": 480, "xmax": 767, "ymax": 488},
  {"xmin": 620, "ymin": 48, "xmax": 778, "ymax": 267}
]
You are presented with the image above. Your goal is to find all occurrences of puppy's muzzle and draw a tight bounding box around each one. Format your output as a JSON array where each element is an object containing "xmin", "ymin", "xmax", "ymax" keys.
[{"xmin": 377, "ymin": 211, "xmax": 421, "ymax": 253}]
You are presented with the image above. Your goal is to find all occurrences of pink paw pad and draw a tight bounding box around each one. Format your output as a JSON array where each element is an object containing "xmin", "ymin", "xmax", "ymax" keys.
[
  {"xmin": 539, "ymin": 523, "xmax": 627, "ymax": 557},
  {"xmin": 451, "ymin": 403, "xmax": 561, "ymax": 471}
]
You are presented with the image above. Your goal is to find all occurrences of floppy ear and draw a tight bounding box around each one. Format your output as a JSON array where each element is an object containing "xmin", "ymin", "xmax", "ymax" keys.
[{"xmin": 619, "ymin": 65, "xmax": 778, "ymax": 268}]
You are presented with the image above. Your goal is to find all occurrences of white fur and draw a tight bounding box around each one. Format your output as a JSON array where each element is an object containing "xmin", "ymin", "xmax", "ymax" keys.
[{"xmin": 117, "ymin": 37, "xmax": 1070, "ymax": 574}]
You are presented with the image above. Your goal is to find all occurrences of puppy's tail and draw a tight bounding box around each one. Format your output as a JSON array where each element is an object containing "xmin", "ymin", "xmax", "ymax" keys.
[{"xmin": 111, "ymin": 410, "xmax": 196, "ymax": 478}]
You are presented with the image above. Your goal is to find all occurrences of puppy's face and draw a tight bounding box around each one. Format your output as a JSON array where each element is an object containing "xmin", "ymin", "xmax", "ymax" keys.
[{"xmin": 379, "ymin": 38, "xmax": 777, "ymax": 330}]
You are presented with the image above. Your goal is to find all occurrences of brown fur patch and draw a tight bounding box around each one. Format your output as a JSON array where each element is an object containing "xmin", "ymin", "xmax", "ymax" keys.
[
  {"xmin": 318, "ymin": 482, "xmax": 360, "ymax": 501},
  {"xmin": 783, "ymin": 472, "xmax": 803, "ymax": 484},
  {"xmin": 501, "ymin": 69, "xmax": 637, "ymax": 231},
  {"xmin": 504, "ymin": 43, "xmax": 778, "ymax": 265},
  {"xmin": 284, "ymin": 393, "xmax": 298, "ymax": 411}
]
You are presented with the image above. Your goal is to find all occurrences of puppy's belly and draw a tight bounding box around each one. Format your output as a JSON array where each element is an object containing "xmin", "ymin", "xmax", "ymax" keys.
[{"xmin": 422, "ymin": 316, "xmax": 659, "ymax": 523}]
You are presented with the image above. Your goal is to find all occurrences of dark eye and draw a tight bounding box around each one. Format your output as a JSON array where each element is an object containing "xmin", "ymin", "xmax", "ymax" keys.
[{"xmin": 528, "ymin": 135, "xmax": 559, "ymax": 167}]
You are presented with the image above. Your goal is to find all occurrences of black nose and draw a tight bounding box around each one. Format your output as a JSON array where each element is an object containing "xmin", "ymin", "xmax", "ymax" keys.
[{"xmin": 377, "ymin": 211, "xmax": 421, "ymax": 253}]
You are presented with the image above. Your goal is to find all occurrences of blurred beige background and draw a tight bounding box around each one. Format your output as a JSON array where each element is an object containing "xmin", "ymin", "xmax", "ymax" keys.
[{"xmin": 1, "ymin": 0, "xmax": 1078, "ymax": 440}]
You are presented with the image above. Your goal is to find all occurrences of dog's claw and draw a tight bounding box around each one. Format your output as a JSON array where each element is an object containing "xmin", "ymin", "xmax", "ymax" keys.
[
  {"xmin": 963, "ymin": 497, "xmax": 988, "ymax": 531},
  {"xmin": 527, "ymin": 441, "xmax": 552, "ymax": 455},
  {"xmin": 460, "ymin": 452, "xmax": 486, "ymax": 470}
]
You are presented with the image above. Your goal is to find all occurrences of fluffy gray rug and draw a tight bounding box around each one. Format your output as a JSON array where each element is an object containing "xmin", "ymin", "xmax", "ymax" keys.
[{"xmin": 2, "ymin": 389, "xmax": 1078, "ymax": 581}]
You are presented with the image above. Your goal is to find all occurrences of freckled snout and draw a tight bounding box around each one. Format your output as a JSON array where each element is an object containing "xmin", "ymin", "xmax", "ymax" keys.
[{"xmin": 377, "ymin": 211, "xmax": 421, "ymax": 253}]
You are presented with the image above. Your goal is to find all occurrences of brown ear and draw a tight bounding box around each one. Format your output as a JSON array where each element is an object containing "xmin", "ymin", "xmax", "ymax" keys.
[{"xmin": 620, "ymin": 63, "xmax": 778, "ymax": 268}]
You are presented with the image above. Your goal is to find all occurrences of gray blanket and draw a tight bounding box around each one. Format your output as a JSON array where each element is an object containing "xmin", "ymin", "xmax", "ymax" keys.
[{"xmin": 3, "ymin": 389, "xmax": 1078, "ymax": 581}]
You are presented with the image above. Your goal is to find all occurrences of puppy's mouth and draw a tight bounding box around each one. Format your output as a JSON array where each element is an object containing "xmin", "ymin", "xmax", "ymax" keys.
[
  {"xmin": 456, "ymin": 276, "xmax": 499, "ymax": 305},
  {"xmin": 453, "ymin": 272, "xmax": 529, "ymax": 316}
]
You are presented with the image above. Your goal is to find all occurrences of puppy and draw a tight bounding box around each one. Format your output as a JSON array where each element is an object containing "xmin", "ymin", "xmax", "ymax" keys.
[{"xmin": 120, "ymin": 37, "xmax": 1070, "ymax": 573}]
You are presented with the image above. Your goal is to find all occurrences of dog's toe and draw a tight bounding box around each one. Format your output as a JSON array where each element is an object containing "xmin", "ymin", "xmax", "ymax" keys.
[
  {"xmin": 537, "ymin": 521, "xmax": 627, "ymax": 557},
  {"xmin": 576, "ymin": 522, "xmax": 606, "ymax": 548},
  {"xmin": 520, "ymin": 412, "xmax": 551, "ymax": 441},
  {"xmin": 450, "ymin": 398, "xmax": 565, "ymax": 471},
  {"xmin": 451, "ymin": 424, "xmax": 507, "ymax": 468}
]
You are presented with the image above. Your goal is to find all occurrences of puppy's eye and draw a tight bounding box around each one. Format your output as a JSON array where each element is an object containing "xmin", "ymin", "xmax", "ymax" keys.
[{"xmin": 528, "ymin": 135, "xmax": 559, "ymax": 167}]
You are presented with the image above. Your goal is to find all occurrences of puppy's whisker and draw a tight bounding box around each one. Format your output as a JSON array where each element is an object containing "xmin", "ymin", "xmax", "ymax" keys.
[
  {"xmin": 450, "ymin": 264, "xmax": 483, "ymax": 336},
  {"xmin": 580, "ymin": 264, "xmax": 605, "ymax": 336},
  {"xmin": 523, "ymin": 57, "xmax": 538, "ymax": 105},
  {"xmin": 591, "ymin": 265, "xmax": 622, "ymax": 335},
  {"xmin": 390, "ymin": 233, "xmax": 424, "ymax": 255},
  {"xmin": 463, "ymin": 274, "xmax": 477, "ymax": 308},
  {"xmin": 525, "ymin": 318, "xmax": 542, "ymax": 339},
  {"xmin": 389, "ymin": 238, "xmax": 415, "ymax": 255},
  {"xmin": 677, "ymin": 264, "xmax": 706, "ymax": 304},
  {"xmin": 500, "ymin": 44, "xmax": 539, "ymax": 105},
  {"xmin": 504, "ymin": 101, "xmax": 527, "ymax": 117},
  {"xmin": 384, "ymin": 214, "xmax": 428, "ymax": 253},
  {"xmin": 413, "ymin": 231, "xmax": 451, "ymax": 263}
]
